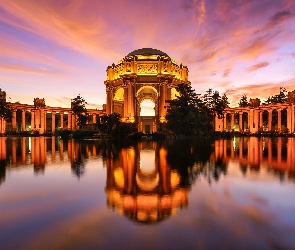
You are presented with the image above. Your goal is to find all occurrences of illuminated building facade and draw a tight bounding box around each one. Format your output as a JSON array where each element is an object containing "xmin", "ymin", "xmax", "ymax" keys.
[{"xmin": 104, "ymin": 48, "xmax": 190, "ymax": 133}]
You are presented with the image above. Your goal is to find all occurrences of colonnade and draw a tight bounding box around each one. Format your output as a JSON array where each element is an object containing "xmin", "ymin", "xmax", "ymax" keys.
[
  {"xmin": 0, "ymin": 103, "xmax": 103, "ymax": 134},
  {"xmin": 215, "ymin": 103, "xmax": 295, "ymax": 133}
]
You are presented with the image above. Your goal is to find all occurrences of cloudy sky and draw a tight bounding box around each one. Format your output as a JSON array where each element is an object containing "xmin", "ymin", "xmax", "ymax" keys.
[{"xmin": 0, "ymin": 0, "xmax": 295, "ymax": 110}]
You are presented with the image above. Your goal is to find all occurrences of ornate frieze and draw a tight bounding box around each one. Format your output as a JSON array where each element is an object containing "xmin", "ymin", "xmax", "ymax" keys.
[{"xmin": 137, "ymin": 64, "xmax": 158, "ymax": 74}]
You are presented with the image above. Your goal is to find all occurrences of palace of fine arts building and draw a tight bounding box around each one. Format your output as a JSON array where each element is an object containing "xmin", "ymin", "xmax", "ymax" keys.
[{"xmin": 1, "ymin": 48, "xmax": 295, "ymax": 135}]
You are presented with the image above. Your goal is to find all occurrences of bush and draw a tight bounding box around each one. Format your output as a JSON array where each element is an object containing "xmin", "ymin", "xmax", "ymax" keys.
[
  {"xmin": 59, "ymin": 129, "xmax": 73, "ymax": 140},
  {"xmin": 72, "ymin": 129, "xmax": 96, "ymax": 139}
]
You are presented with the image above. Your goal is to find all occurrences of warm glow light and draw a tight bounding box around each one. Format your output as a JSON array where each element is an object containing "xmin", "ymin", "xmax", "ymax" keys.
[{"xmin": 140, "ymin": 100, "xmax": 155, "ymax": 116}]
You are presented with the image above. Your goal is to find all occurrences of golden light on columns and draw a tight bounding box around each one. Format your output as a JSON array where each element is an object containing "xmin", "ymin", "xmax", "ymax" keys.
[{"xmin": 104, "ymin": 48, "xmax": 190, "ymax": 132}]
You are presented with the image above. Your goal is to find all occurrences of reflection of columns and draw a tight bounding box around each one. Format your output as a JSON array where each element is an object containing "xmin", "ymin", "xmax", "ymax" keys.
[
  {"xmin": 12, "ymin": 110, "xmax": 16, "ymax": 130},
  {"xmin": 268, "ymin": 110, "xmax": 272, "ymax": 131},
  {"xmin": 122, "ymin": 148, "xmax": 135, "ymax": 194},
  {"xmin": 287, "ymin": 138, "xmax": 295, "ymax": 168},
  {"xmin": 12, "ymin": 139, "xmax": 16, "ymax": 165},
  {"xmin": 248, "ymin": 137, "xmax": 259, "ymax": 166},
  {"xmin": 22, "ymin": 110, "xmax": 26, "ymax": 131},
  {"xmin": 52, "ymin": 111, "xmax": 56, "ymax": 133},
  {"xmin": 239, "ymin": 112, "xmax": 243, "ymax": 132},
  {"xmin": 60, "ymin": 140, "xmax": 64, "ymax": 160},
  {"xmin": 278, "ymin": 109, "xmax": 281, "ymax": 132},
  {"xmin": 277, "ymin": 137, "xmax": 282, "ymax": 166},
  {"xmin": 60, "ymin": 112, "xmax": 64, "ymax": 129},
  {"xmin": 267, "ymin": 138, "xmax": 272, "ymax": 165},
  {"xmin": 51, "ymin": 137, "xmax": 56, "ymax": 161},
  {"xmin": 159, "ymin": 147, "xmax": 171, "ymax": 193},
  {"xmin": 0, "ymin": 137, "xmax": 6, "ymax": 160},
  {"xmin": 21, "ymin": 137, "xmax": 26, "ymax": 163}
]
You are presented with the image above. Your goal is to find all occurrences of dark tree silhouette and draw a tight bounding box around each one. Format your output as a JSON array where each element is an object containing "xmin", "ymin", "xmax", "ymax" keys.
[{"xmin": 71, "ymin": 95, "xmax": 88, "ymax": 127}]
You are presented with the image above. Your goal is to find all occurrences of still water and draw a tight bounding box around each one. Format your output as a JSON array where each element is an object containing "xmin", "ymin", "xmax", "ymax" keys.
[{"xmin": 0, "ymin": 136, "xmax": 295, "ymax": 249}]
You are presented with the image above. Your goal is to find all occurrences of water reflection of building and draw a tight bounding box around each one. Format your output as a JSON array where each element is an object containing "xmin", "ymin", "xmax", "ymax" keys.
[
  {"xmin": 105, "ymin": 141, "xmax": 188, "ymax": 223},
  {"xmin": 214, "ymin": 137, "xmax": 295, "ymax": 178}
]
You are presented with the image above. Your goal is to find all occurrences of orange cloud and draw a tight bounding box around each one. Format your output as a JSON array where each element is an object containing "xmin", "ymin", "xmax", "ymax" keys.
[{"xmin": 246, "ymin": 62, "xmax": 270, "ymax": 72}]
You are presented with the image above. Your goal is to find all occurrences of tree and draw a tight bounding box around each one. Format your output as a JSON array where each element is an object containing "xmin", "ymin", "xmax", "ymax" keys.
[
  {"xmin": 165, "ymin": 83, "xmax": 228, "ymax": 135},
  {"xmin": 263, "ymin": 87, "xmax": 287, "ymax": 104},
  {"xmin": 0, "ymin": 88, "xmax": 12, "ymax": 122},
  {"xmin": 97, "ymin": 113, "xmax": 121, "ymax": 134},
  {"xmin": 239, "ymin": 94, "xmax": 249, "ymax": 107},
  {"xmin": 71, "ymin": 95, "xmax": 88, "ymax": 127}
]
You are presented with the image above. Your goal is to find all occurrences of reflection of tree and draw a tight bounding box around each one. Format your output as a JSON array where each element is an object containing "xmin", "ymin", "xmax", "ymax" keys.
[
  {"xmin": 70, "ymin": 142, "xmax": 86, "ymax": 179},
  {"xmin": 165, "ymin": 139, "xmax": 228, "ymax": 185},
  {"xmin": 0, "ymin": 159, "xmax": 6, "ymax": 186}
]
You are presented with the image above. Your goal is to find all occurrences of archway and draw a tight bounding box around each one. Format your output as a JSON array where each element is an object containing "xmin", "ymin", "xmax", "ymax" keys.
[{"xmin": 140, "ymin": 99, "xmax": 155, "ymax": 116}]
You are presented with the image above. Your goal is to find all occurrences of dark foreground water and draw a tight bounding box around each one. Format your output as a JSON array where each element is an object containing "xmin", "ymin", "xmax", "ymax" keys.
[{"xmin": 0, "ymin": 136, "xmax": 295, "ymax": 250}]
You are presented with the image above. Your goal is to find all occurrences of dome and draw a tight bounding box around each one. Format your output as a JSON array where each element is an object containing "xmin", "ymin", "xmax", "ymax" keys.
[{"xmin": 127, "ymin": 48, "xmax": 169, "ymax": 57}]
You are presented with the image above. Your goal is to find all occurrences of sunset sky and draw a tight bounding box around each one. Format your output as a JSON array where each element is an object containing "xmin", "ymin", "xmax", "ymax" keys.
[{"xmin": 0, "ymin": 0, "xmax": 295, "ymax": 110}]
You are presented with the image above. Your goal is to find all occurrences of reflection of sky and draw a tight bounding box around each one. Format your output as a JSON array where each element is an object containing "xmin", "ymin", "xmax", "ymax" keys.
[
  {"xmin": 140, "ymin": 149, "xmax": 155, "ymax": 171},
  {"xmin": 1, "ymin": 157, "xmax": 295, "ymax": 249},
  {"xmin": 0, "ymin": 1, "xmax": 295, "ymax": 111}
]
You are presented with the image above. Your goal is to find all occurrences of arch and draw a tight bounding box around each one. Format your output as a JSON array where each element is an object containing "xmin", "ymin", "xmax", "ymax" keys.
[
  {"xmin": 136, "ymin": 85, "xmax": 158, "ymax": 97},
  {"xmin": 113, "ymin": 87, "xmax": 124, "ymax": 101}
]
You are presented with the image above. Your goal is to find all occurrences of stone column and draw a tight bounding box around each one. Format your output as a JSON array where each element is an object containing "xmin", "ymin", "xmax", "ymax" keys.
[
  {"xmin": 72, "ymin": 114, "xmax": 76, "ymax": 130},
  {"xmin": 0, "ymin": 118, "xmax": 3, "ymax": 134},
  {"xmin": 128, "ymin": 83, "xmax": 135, "ymax": 121},
  {"xmin": 231, "ymin": 113, "xmax": 234, "ymax": 130},
  {"xmin": 287, "ymin": 105, "xmax": 292, "ymax": 133},
  {"xmin": 290, "ymin": 103, "xmax": 295, "ymax": 133},
  {"xmin": 254, "ymin": 109, "xmax": 259, "ymax": 133},
  {"xmin": 277, "ymin": 109, "xmax": 282, "ymax": 132},
  {"xmin": 268, "ymin": 110, "xmax": 272, "ymax": 131},
  {"xmin": 40, "ymin": 109, "xmax": 45, "ymax": 134},
  {"xmin": 123, "ymin": 86, "xmax": 128, "ymax": 119},
  {"xmin": 12, "ymin": 110, "xmax": 16, "ymax": 130},
  {"xmin": 35, "ymin": 109, "xmax": 40, "ymax": 129},
  {"xmin": 60, "ymin": 112, "xmax": 64, "ymax": 129},
  {"xmin": 22, "ymin": 110, "xmax": 26, "ymax": 131},
  {"xmin": 68, "ymin": 112, "xmax": 72, "ymax": 130},
  {"xmin": 31, "ymin": 110, "xmax": 35, "ymax": 129},
  {"xmin": 44, "ymin": 110, "xmax": 47, "ymax": 133},
  {"xmin": 239, "ymin": 112, "xmax": 243, "ymax": 132},
  {"xmin": 223, "ymin": 114, "xmax": 227, "ymax": 131},
  {"xmin": 106, "ymin": 88, "xmax": 113, "ymax": 115},
  {"xmin": 249, "ymin": 109, "xmax": 254, "ymax": 133},
  {"xmin": 259, "ymin": 111, "xmax": 263, "ymax": 130},
  {"xmin": 52, "ymin": 111, "xmax": 56, "ymax": 133}
]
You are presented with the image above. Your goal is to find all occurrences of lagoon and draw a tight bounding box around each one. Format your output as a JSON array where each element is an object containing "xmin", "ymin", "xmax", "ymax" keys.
[{"xmin": 0, "ymin": 137, "xmax": 295, "ymax": 249}]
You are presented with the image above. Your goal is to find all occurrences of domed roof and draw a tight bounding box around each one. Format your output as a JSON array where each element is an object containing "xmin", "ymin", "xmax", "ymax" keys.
[{"xmin": 127, "ymin": 48, "xmax": 169, "ymax": 57}]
